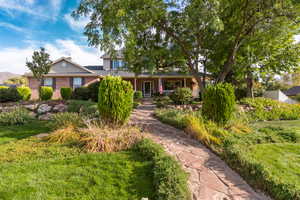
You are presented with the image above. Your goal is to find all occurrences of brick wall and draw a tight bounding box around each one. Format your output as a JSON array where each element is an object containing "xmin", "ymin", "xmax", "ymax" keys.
[{"xmin": 28, "ymin": 76, "xmax": 99, "ymax": 100}]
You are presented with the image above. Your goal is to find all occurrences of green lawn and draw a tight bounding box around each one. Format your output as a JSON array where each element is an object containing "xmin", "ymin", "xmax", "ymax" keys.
[
  {"xmin": 0, "ymin": 123, "xmax": 155, "ymax": 200},
  {"xmin": 0, "ymin": 120, "xmax": 51, "ymax": 144},
  {"xmin": 253, "ymin": 120, "xmax": 300, "ymax": 130},
  {"xmin": 249, "ymin": 143, "xmax": 300, "ymax": 191}
]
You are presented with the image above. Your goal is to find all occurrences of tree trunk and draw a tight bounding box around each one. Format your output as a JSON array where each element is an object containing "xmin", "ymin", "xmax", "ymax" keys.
[
  {"xmin": 202, "ymin": 65, "xmax": 207, "ymax": 89},
  {"xmin": 246, "ymin": 71, "xmax": 254, "ymax": 98},
  {"xmin": 216, "ymin": 46, "xmax": 238, "ymax": 83}
]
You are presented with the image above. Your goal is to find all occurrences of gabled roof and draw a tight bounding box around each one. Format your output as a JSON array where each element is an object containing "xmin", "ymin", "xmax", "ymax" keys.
[
  {"xmin": 52, "ymin": 57, "xmax": 95, "ymax": 74},
  {"xmin": 284, "ymin": 86, "xmax": 300, "ymax": 96}
]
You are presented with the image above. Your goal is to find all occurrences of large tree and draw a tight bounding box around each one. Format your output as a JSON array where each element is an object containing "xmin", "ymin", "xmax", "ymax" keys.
[
  {"xmin": 26, "ymin": 47, "xmax": 52, "ymax": 85},
  {"xmin": 73, "ymin": 0, "xmax": 300, "ymax": 89}
]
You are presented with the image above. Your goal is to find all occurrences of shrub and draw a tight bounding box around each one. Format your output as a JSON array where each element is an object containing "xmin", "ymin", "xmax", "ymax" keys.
[
  {"xmin": 98, "ymin": 76, "xmax": 134, "ymax": 124},
  {"xmin": 0, "ymin": 107, "xmax": 34, "ymax": 125},
  {"xmin": 87, "ymin": 81, "xmax": 101, "ymax": 102},
  {"xmin": 60, "ymin": 87, "xmax": 72, "ymax": 100},
  {"xmin": 154, "ymin": 96, "xmax": 172, "ymax": 108},
  {"xmin": 80, "ymin": 124, "xmax": 143, "ymax": 152},
  {"xmin": 0, "ymin": 86, "xmax": 9, "ymax": 89},
  {"xmin": 295, "ymin": 94, "xmax": 300, "ymax": 102},
  {"xmin": 51, "ymin": 112, "xmax": 85, "ymax": 130},
  {"xmin": 17, "ymin": 86, "xmax": 31, "ymax": 101},
  {"xmin": 67, "ymin": 100, "xmax": 99, "ymax": 117},
  {"xmin": 134, "ymin": 91, "xmax": 143, "ymax": 100},
  {"xmin": 0, "ymin": 87, "xmax": 22, "ymax": 103},
  {"xmin": 72, "ymin": 87, "xmax": 90, "ymax": 100},
  {"xmin": 240, "ymin": 97, "xmax": 300, "ymax": 121},
  {"xmin": 39, "ymin": 86, "xmax": 53, "ymax": 101},
  {"xmin": 47, "ymin": 125, "xmax": 82, "ymax": 145},
  {"xmin": 202, "ymin": 83, "xmax": 236, "ymax": 125},
  {"xmin": 184, "ymin": 115, "xmax": 223, "ymax": 145},
  {"xmin": 169, "ymin": 87, "xmax": 192, "ymax": 105},
  {"xmin": 134, "ymin": 139, "xmax": 190, "ymax": 200}
]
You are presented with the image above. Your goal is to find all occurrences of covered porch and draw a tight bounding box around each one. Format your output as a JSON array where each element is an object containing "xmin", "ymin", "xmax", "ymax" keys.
[{"xmin": 123, "ymin": 77, "xmax": 198, "ymax": 97}]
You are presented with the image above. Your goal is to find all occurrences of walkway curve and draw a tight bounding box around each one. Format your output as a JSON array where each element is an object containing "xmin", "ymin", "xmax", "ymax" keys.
[{"xmin": 130, "ymin": 103, "xmax": 270, "ymax": 200}]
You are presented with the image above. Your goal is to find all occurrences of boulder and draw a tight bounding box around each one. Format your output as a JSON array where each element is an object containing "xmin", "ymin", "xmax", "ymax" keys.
[
  {"xmin": 53, "ymin": 103, "xmax": 67, "ymax": 112},
  {"xmin": 23, "ymin": 104, "xmax": 38, "ymax": 111},
  {"xmin": 37, "ymin": 104, "xmax": 52, "ymax": 114}
]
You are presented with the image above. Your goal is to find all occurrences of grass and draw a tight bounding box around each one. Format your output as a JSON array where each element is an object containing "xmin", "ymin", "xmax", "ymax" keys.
[
  {"xmin": 249, "ymin": 143, "xmax": 300, "ymax": 191},
  {"xmin": 155, "ymin": 108, "xmax": 300, "ymax": 199},
  {"xmin": 0, "ymin": 123, "xmax": 155, "ymax": 200},
  {"xmin": 0, "ymin": 120, "xmax": 51, "ymax": 144}
]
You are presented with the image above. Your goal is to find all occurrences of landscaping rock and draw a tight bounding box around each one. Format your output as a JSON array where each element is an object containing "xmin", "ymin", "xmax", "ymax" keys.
[
  {"xmin": 38, "ymin": 113, "xmax": 53, "ymax": 120},
  {"xmin": 53, "ymin": 103, "xmax": 67, "ymax": 112},
  {"xmin": 23, "ymin": 104, "xmax": 38, "ymax": 111},
  {"xmin": 37, "ymin": 104, "xmax": 52, "ymax": 114}
]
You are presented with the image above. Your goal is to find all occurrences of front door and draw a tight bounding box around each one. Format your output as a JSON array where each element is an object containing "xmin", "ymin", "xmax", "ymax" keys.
[{"xmin": 143, "ymin": 81, "xmax": 152, "ymax": 97}]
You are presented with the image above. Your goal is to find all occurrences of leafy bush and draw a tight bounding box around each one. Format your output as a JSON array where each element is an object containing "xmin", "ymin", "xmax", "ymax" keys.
[
  {"xmin": 295, "ymin": 94, "xmax": 300, "ymax": 102},
  {"xmin": 134, "ymin": 139, "xmax": 190, "ymax": 200},
  {"xmin": 17, "ymin": 86, "xmax": 31, "ymax": 101},
  {"xmin": 87, "ymin": 81, "xmax": 101, "ymax": 102},
  {"xmin": 39, "ymin": 86, "xmax": 53, "ymax": 101},
  {"xmin": 134, "ymin": 91, "xmax": 143, "ymax": 100},
  {"xmin": 0, "ymin": 86, "xmax": 9, "ymax": 89},
  {"xmin": 169, "ymin": 88, "xmax": 192, "ymax": 105},
  {"xmin": 67, "ymin": 100, "xmax": 99, "ymax": 117},
  {"xmin": 98, "ymin": 76, "xmax": 134, "ymax": 124},
  {"xmin": 240, "ymin": 97, "xmax": 300, "ymax": 121},
  {"xmin": 51, "ymin": 112, "xmax": 85, "ymax": 130},
  {"xmin": 72, "ymin": 87, "xmax": 90, "ymax": 100},
  {"xmin": 0, "ymin": 87, "xmax": 22, "ymax": 103},
  {"xmin": 154, "ymin": 96, "xmax": 172, "ymax": 108},
  {"xmin": 0, "ymin": 108, "xmax": 34, "ymax": 125},
  {"xmin": 203, "ymin": 83, "xmax": 236, "ymax": 125},
  {"xmin": 60, "ymin": 87, "xmax": 72, "ymax": 100}
]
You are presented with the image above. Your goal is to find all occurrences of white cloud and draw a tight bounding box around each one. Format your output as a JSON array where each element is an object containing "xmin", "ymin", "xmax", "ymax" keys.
[
  {"xmin": 295, "ymin": 35, "xmax": 300, "ymax": 43},
  {"xmin": 0, "ymin": 40, "xmax": 103, "ymax": 74},
  {"xmin": 0, "ymin": 22, "xmax": 25, "ymax": 32},
  {"xmin": 0, "ymin": 0, "xmax": 64, "ymax": 20},
  {"xmin": 64, "ymin": 13, "xmax": 89, "ymax": 31}
]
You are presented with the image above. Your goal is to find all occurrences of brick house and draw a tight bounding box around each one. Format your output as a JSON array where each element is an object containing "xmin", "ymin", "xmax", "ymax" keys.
[{"xmin": 25, "ymin": 53, "xmax": 200, "ymax": 99}]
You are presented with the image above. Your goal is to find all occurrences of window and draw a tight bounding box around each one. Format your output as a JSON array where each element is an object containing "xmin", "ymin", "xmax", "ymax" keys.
[
  {"xmin": 163, "ymin": 80, "xmax": 183, "ymax": 90},
  {"xmin": 44, "ymin": 78, "xmax": 53, "ymax": 87},
  {"xmin": 112, "ymin": 60, "xmax": 123, "ymax": 70},
  {"xmin": 73, "ymin": 77, "xmax": 83, "ymax": 89}
]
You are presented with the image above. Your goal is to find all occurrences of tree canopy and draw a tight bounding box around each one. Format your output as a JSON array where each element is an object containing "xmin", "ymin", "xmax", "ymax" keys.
[
  {"xmin": 26, "ymin": 47, "xmax": 52, "ymax": 83},
  {"xmin": 73, "ymin": 0, "xmax": 300, "ymax": 89}
]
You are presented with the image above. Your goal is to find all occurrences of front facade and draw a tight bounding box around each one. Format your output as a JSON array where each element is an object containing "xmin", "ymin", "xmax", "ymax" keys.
[{"xmin": 25, "ymin": 54, "xmax": 200, "ymax": 99}]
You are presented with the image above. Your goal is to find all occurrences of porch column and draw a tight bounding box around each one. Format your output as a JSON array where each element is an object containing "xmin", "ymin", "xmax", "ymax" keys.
[
  {"xmin": 184, "ymin": 78, "xmax": 187, "ymax": 88},
  {"xmin": 134, "ymin": 78, "xmax": 137, "ymax": 91},
  {"xmin": 158, "ymin": 78, "xmax": 163, "ymax": 94}
]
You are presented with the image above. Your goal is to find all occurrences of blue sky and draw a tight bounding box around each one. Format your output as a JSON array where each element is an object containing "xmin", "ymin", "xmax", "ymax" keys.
[{"xmin": 0, "ymin": 0, "xmax": 102, "ymax": 74}]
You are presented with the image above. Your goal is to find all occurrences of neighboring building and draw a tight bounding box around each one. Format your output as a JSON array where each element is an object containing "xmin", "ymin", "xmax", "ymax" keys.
[
  {"xmin": 284, "ymin": 86, "xmax": 300, "ymax": 97},
  {"xmin": 25, "ymin": 53, "xmax": 200, "ymax": 99},
  {"xmin": 263, "ymin": 90, "xmax": 298, "ymax": 104}
]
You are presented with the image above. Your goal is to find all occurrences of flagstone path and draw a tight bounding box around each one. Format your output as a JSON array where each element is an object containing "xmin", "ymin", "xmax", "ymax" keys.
[{"xmin": 130, "ymin": 103, "xmax": 271, "ymax": 200}]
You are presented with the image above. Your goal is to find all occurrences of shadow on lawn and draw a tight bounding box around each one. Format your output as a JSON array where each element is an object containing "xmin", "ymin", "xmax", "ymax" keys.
[{"xmin": 0, "ymin": 121, "xmax": 52, "ymax": 145}]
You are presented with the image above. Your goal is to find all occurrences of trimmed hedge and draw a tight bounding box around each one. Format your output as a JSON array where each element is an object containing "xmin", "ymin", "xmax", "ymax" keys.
[
  {"xmin": 134, "ymin": 91, "xmax": 143, "ymax": 100},
  {"xmin": 133, "ymin": 139, "xmax": 190, "ymax": 200},
  {"xmin": 72, "ymin": 87, "xmax": 90, "ymax": 100},
  {"xmin": 98, "ymin": 76, "xmax": 133, "ymax": 124},
  {"xmin": 202, "ymin": 83, "xmax": 236, "ymax": 124},
  {"xmin": 67, "ymin": 100, "xmax": 99, "ymax": 117},
  {"xmin": 39, "ymin": 86, "xmax": 53, "ymax": 101},
  {"xmin": 87, "ymin": 81, "xmax": 101, "ymax": 102},
  {"xmin": 0, "ymin": 87, "xmax": 22, "ymax": 103},
  {"xmin": 170, "ymin": 88, "xmax": 192, "ymax": 105},
  {"xmin": 60, "ymin": 87, "xmax": 72, "ymax": 100},
  {"xmin": 17, "ymin": 86, "xmax": 31, "ymax": 101},
  {"xmin": 240, "ymin": 97, "xmax": 300, "ymax": 121}
]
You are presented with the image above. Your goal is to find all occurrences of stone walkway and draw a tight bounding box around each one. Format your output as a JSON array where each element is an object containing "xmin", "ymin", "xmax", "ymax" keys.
[{"xmin": 130, "ymin": 103, "xmax": 270, "ymax": 200}]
